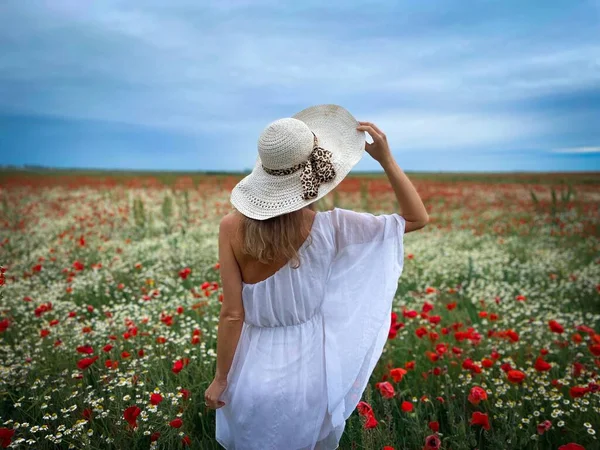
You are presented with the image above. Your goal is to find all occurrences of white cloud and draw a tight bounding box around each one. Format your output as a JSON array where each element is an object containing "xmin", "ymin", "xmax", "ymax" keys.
[
  {"xmin": 361, "ymin": 110, "xmax": 548, "ymax": 150},
  {"xmin": 551, "ymin": 146, "xmax": 600, "ymax": 154}
]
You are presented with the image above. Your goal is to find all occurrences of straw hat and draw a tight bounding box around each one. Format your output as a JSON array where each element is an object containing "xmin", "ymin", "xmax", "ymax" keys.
[{"xmin": 230, "ymin": 104, "xmax": 365, "ymax": 220}]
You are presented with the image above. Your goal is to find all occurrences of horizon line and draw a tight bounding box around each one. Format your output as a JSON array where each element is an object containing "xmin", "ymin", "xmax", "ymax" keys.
[{"xmin": 0, "ymin": 165, "xmax": 598, "ymax": 175}]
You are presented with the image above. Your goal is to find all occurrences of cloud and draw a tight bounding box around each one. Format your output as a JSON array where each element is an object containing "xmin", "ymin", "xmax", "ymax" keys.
[
  {"xmin": 360, "ymin": 110, "xmax": 549, "ymax": 151},
  {"xmin": 551, "ymin": 146, "xmax": 600, "ymax": 154}
]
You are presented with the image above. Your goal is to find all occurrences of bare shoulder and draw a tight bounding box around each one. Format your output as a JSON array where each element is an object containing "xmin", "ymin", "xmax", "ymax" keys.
[{"xmin": 219, "ymin": 211, "xmax": 242, "ymax": 238}]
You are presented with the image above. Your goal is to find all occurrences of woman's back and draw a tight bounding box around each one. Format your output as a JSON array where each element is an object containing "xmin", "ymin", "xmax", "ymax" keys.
[
  {"xmin": 216, "ymin": 207, "xmax": 406, "ymax": 450},
  {"xmin": 240, "ymin": 210, "xmax": 332, "ymax": 328}
]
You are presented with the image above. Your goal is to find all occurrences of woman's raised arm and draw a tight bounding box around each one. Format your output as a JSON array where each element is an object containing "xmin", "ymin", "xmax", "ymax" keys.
[{"xmin": 357, "ymin": 121, "xmax": 429, "ymax": 233}]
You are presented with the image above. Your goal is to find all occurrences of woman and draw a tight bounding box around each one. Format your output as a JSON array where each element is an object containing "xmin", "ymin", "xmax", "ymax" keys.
[{"xmin": 205, "ymin": 104, "xmax": 429, "ymax": 449}]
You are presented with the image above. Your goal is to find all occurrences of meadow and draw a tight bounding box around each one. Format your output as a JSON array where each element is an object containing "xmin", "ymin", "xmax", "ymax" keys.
[{"xmin": 0, "ymin": 170, "xmax": 599, "ymax": 449}]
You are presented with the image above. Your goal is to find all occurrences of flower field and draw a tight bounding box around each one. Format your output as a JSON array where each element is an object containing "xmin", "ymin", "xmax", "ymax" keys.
[{"xmin": 0, "ymin": 171, "xmax": 599, "ymax": 449}]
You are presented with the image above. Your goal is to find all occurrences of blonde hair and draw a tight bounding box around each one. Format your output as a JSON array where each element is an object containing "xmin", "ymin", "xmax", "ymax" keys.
[{"xmin": 237, "ymin": 203, "xmax": 316, "ymax": 268}]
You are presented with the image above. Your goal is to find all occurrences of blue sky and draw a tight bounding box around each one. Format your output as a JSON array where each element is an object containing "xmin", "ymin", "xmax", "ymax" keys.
[{"xmin": 0, "ymin": 0, "xmax": 599, "ymax": 172}]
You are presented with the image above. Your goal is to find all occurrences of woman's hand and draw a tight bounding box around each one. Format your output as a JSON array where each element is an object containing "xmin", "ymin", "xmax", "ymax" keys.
[
  {"xmin": 357, "ymin": 121, "xmax": 429, "ymax": 230},
  {"xmin": 204, "ymin": 376, "xmax": 227, "ymax": 409},
  {"xmin": 356, "ymin": 121, "xmax": 393, "ymax": 165}
]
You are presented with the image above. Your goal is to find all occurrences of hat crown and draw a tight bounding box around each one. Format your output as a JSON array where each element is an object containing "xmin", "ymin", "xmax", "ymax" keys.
[{"xmin": 258, "ymin": 118, "xmax": 314, "ymax": 170}]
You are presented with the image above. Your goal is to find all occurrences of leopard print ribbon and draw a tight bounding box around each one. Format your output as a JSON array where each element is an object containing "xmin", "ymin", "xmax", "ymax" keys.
[{"xmin": 262, "ymin": 132, "xmax": 336, "ymax": 200}]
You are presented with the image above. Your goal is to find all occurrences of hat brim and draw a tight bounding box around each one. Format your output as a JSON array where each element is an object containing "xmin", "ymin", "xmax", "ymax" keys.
[{"xmin": 230, "ymin": 104, "xmax": 365, "ymax": 220}]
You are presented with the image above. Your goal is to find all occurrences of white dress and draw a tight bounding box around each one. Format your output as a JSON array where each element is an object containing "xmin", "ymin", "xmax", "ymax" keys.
[{"xmin": 216, "ymin": 207, "xmax": 406, "ymax": 450}]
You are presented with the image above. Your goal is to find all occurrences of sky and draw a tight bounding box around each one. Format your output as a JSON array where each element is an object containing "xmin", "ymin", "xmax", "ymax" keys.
[{"xmin": 0, "ymin": 0, "xmax": 599, "ymax": 172}]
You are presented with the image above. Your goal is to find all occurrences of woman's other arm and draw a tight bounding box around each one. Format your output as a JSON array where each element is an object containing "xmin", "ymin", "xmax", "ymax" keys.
[
  {"xmin": 204, "ymin": 213, "xmax": 245, "ymax": 409},
  {"xmin": 356, "ymin": 121, "xmax": 429, "ymax": 233}
]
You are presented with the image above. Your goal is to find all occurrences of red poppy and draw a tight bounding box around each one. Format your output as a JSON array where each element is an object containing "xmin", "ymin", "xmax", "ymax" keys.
[
  {"xmin": 558, "ymin": 444, "xmax": 585, "ymax": 450},
  {"xmin": 571, "ymin": 362, "xmax": 584, "ymax": 378},
  {"xmin": 549, "ymin": 320, "xmax": 564, "ymax": 334},
  {"xmin": 462, "ymin": 358, "xmax": 481, "ymax": 374},
  {"xmin": 39, "ymin": 328, "xmax": 50, "ymax": 338},
  {"xmin": 481, "ymin": 358, "xmax": 493, "ymax": 368},
  {"xmin": 388, "ymin": 312, "xmax": 404, "ymax": 339},
  {"xmin": 375, "ymin": 381, "xmax": 395, "ymax": 399},
  {"xmin": 169, "ymin": 418, "xmax": 183, "ymax": 428},
  {"xmin": 569, "ymin": 386, "xmax": 590, "ymax": 398},
  {"xmin": 172, "ymin": 358, "xmax": 189, "ymax": 374},
  {"xmin": 179, "ymin": 388, "xmax": 190, "ymax": 401},
  {"xmin": 468, "ymin": 386, "xmax": 488, "ymax": 405},
  {"xmin": 357, "ymin": 401, "xmax": 373, "ymax": 417},
  {"xmin": 507, "ymin": 369, "xmax": 526, "ymax": 384},
  {"xmin": 536, "ymin": 420, "xmax": 552, "ymax": 435},
  {"xmin": 403, "ymin": 309, "xmax": 418, "ymax": 318},
  {"xmin": 589, "ymin": 344, "xmax": 600, "ymax": 356},
  {"xmin": 428, "ymin": 421, "xmax": 439, "ymax": 432},
  {"xmin": 80, "ymin": 408, "xmax": 92, "ymax": 421},
  {"xmin": 123, "ymin": 405, "xmax": 141, "ymax": 429},
  {"xmin": 179, "ymin": 267, "xmax": 192, "ymax": 280},
  {"xmin": 576, "ymin": 324, "xmax": 595, "ymax": 334},
  {"xmin": 182, "ymin": 435, "xmax": 191, "ymax": 446},
  {"xmin": 505, "ymin": 329, "xmax": 519, "ymax": 342},
  {"xmin": 470, "ymin": 411, "xmax": 490, "ymax": 430},
  {"xmin": 446, "ymin": 302, "xmax": 457, "ymax": 310},
  {"xmin": 77, "ymin": 355, "xmax": 99, "ymax": 370},
  {"xmin": 429, "ymin": 316, "xmax": 441, "ymax": 325},
  {"xmin": 364, "ymin": 414, "xmax": 378, "ymax": 429},
  {"xmin": 390, "ymin": 368, "xmax": 407, "ymax": 383},
  {"xmin": 0, "ymin": 319, "xmax": 10, "ymax": 333},
  {"xmin": 422, "ymin": 302, "xmax": 434, "ymax": 313},
  {"xmin": 150, "ymin": 393, "xmax": 163, "ymax": 405},
  {"xmin": 401, "ymin": 401, "xmax": 413, "ymax": 412},
  {"xmin": 0, "ymin": 428, "xmax": 15, "ymax": 448},
  {"xmin": 150, "ymin": 432, "xmax": 161, "ymax": 442},
  {"xmin": 426, "ymin": 351, "xmax": 440, "ymax": 363},
  {"xmin": 423, "ymin": 434, "xmax": 441, "ymax": 449},
  {"xmin": 76, "ymin": 345, "xmax": 94, "ymax": 354},
  {"xmin": 415, "ymin": 327, "xmax": 428, "ymax": 338},
  {"xmin": 534, "ymin": 357, "xmax": 552, "ymax": 372}
]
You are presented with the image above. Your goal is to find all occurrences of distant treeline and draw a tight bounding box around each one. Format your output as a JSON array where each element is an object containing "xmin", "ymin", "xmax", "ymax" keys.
[{"xmin": 0, "ymin": 166, "xmax": 598, "ymax": 185}]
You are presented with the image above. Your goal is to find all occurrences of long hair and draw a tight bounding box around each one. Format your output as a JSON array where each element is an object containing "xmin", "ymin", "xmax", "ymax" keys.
[{"xmin": 236, "ymin": 203, "xmax": 316, "ymax": 269}]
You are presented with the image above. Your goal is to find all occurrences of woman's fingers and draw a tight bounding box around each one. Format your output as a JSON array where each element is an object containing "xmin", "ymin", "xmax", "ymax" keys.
[
  {"xmin": 205, "ymin": 392, "xmax": 226, "ymax": 409},
  {"xmin": 205, "ymin": 398, "xmax": 225, "ymax": 409},
  {"xmin": 359, "ymin": 121, "xmax": 385, "ymax": 137},
  {"xmin": 356, "ymin": 125, "xmax": 382, "ymax": 142}
]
